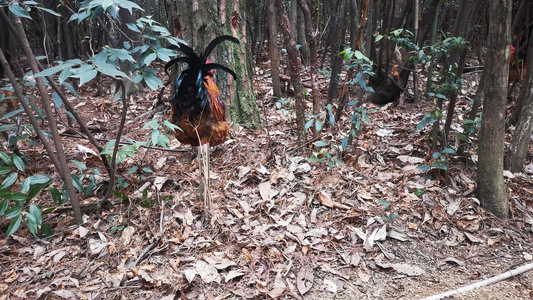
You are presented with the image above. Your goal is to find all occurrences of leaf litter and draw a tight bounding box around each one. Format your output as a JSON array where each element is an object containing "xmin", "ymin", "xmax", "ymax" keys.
[{"xmin": 0, "ymin": 61, "xmax": 532, "ymax": 300}]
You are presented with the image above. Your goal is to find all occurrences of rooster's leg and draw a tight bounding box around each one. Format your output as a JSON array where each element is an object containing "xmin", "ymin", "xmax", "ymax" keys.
[{"xmin": 198, "ymin": 142, "xmax": 211, "ymax": 210}]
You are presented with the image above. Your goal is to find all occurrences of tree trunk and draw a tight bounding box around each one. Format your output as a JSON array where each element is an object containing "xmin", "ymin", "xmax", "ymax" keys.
[
  {"xmin": 507, "ymin": 28, "xmax": 533, "ymax": 173},
  {"xmin": 276, "ymin": 0, "xmax": 306, "ymax": 146},
  {"xmin": 172, "ymin": 0, "xmax": 260, "ymax": 128},
  {"xmin": 225, "ymin": 0, "xmax": 261, "ymax": 127},
  {"xmin": 267, "ymin": 0, "xmax": 282, "ymax": 98},
  {"xmin": 327, "ymin": 0, "xmax": 346, "ymax": 102},
  {"xmin": 477, "ymin": 0, "xmax": 511, "ymax": 218},
  {"xmin": 298, "ymin": 0, "xmax": 320, "ymax": 114}
]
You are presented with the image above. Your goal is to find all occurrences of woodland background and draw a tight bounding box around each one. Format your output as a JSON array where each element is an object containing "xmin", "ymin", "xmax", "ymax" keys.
[{"xmin": 0, "ymin": 0, "xmax": 533, "ymax": 299}]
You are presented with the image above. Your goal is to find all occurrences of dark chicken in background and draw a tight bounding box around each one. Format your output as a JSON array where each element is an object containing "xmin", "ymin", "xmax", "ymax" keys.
[{"xmin": 165, "ymin": 36, "xmax": 239, "ymax": 147}]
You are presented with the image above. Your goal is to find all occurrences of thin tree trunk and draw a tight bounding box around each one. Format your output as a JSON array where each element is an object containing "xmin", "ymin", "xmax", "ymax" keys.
[
  {"xmin": 298, "ymin": 0, "xmax": 320, "ymax": 115},
  {"xmin": 328, "ymin": 0, "xmax": 347, "ymax": 102},
  {"xmin": 267, "ymin": 0, "xmax": 282, "ymax": 98},
  {"xmin": 477, "ymin": 0, "xmax": 511, "ymax": 218},
  {"xmin": 276, "ymin": 0, "xmax": 306, "ymax": 146},
  {"xmin": 507, "ymin": 28, "xmax": 533, "ymax": 173}
]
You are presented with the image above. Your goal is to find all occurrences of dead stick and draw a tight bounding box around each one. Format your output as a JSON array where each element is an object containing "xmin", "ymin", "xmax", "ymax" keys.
[{"xmin": 422, "ymin": 263, "xmax": 533, "ymax": 300}]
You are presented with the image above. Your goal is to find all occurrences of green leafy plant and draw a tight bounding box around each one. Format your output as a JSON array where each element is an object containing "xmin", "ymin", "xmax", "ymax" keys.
[
  {"xmin": 0, "ymin": 150, "xmax": 53, "ymax": 236},
  {"xmin": 417, "ymin": 148, "xmax": 456, "ymax": 172}
]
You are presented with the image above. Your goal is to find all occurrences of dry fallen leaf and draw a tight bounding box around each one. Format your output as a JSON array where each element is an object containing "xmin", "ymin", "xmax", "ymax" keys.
[
  {"xmin": 296, "ymin": 264, "xmax": 314, "ymax": 295},
  {"xmin": 268, "ymin": 272, "xmax": 286, "ymax": 299},
  {"xmin": 196, "ymin": 260, "xmax": 221, "ymax": 284},
  {"xmin": 318, "ymin": 191, "xmax": 350, "ymax": 210}
]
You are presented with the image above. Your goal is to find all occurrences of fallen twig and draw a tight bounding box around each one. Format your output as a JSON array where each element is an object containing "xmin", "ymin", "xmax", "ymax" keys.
[{"xmin": 421, "ymin": 262, "xmax": 533, "ymax": 300}]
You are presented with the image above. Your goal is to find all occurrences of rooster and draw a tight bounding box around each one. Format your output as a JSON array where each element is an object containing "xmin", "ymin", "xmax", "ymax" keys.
[
  {"xmin": 165, "ymin": 36, "xmax": 239, "ymax": 209},
  {"xmin": 165, "ymin": 36, "xmax": 239, "ymax": 147}
]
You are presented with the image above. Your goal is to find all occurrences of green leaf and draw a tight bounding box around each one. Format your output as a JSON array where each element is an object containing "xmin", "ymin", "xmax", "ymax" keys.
[
  {"xmin": 315, "ymin": 119, "xmax": 323, "ymax": 132},
  {"xmin": 441, "ymin": 148, "xmax": 456, "ymax": 154},
  {"xmin": 29, "ymin": 204, "xmax": 42, "ymax": 224},
  {"xmin": 143, "ymin": 119, "xmax": 159, "ymax": 130},
  {"xmin": 144, "ymin": 74, "xmax": 163, "ymax": 90},
  {"xmin": 127, "ymin": 166, "xmax": 138, "ymax": 175},
  {"xmin": 52, "ymin": 92, "xmax": 62, "ymax": 109},
  {"xmin": 417, "ymin": 165, "xmax": 431, "ymax": 172},
  {"xmin": 456, "ymin": 133, "xmax": 469, "ymax": 142},
  {"xmin": 142, "ymin": 167, "xmax": 153, "ymax": 173},
  {"xmin": 0, "ymin": 166, "xmax": 12, "ymax": 176},
  {"xmin": 5, "ymin": 205, "xmax": 23, "ymax": 219},
  {"xmin": 37, "ymin": 7, "xmax": 61, "ymax": 16},
  {"xmin": 163, "ymin": 120, "xmax": 181, "ymax": 132},
  {"xmin": 313, "ymin": 141, "xmax": 328, "ymax": 147},
  {"xmin": 21, "ymin": 177, "xmax": 31, "ymax": 193},
  {"xmin": 414, "ymin": 189, "xmax": 425, "ymax": 196},
  {"xmin": 0, "ymin": 190, "xmax": 27, "ymax": 201},
  {"xmin": 6, "ymin": 214, "xmax": 22, "ymax": 236},
  {"xmin": 97, "ymin": 65, "xmax": 128, "ymax": 78},
  {"xmin": 71, "ymin": 160, "xmax": 87, "ymax": 171},
  {"xmin": 28, "ymin": 183, "xmax": 50, "ymax": 199},
  {"xmin": 0, "ymin": 152, "xmax": 11, "ymax": 164},
  {"xmin": 2, "ymin": 172, "xmax": 18, "ymax": 189},
  {"xmin": 26, "ymin": 213, "xmax": 38, "ymax": 236},
  {"xmin": 2, "ymin": 108, "xmax": 24, "ymax": 120},
  {"xmin": 0, "ymin": 199, "xmax": 8, "ymax": 216},
  {"xmin": 79, "ymin": 69, "xmax": 98, "ymax": 86},
  {"xmin": 12, "ymin": 155, "xmax": 25, "ymax": 171},
  {"xmin": 126, "ymin": 23, "xmax": 141, "ymax": 33},
  {"xmin": 40, "ymin": 223, "xmax": 53, "ymax": 236},
  {"xmin": 50, "ymin": 187, "xmax": 61, "ymax": 203},
  {"xmin": 9, "ymin": 5, "xmax": 32, "ymax": 19},
  {"xmin": 304, "ymin": 119, "xmax": 314, "ymax": 130}
]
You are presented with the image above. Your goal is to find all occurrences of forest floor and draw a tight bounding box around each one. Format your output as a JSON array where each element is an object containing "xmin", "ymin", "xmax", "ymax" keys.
[{"xmin": 1, "ymin": 58, "xmax": 533, "ymax": 300}]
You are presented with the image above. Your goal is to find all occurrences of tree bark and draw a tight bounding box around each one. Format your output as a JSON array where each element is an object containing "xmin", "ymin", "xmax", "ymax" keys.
[
  {"xmin": 477, "ymin": 0, "xmax": 511, "ymax": 218},
  {"xmin": 297, "ymin": 0, "xmax": 320, "ymax": 114},
  {"xmin": 327, "ymin": 0, "xmax": 346, "ymax": 102},
  {"xmin": 276, "ymin": 0, "xmax": 306, "ymax": 146},
  {"xmin": 267, "ymin": 0, "xmax": 282, "ymax": 98},
  {"xmin": 507, "ymin": 28, "xmax": 533, "ymax": 173}
]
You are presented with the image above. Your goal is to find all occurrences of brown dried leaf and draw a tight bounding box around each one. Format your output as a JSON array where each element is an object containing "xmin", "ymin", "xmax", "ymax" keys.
[
  {"xmin": 296, "ymin": 264, "xmax": 314, "ymax": 295},
  {"xmin": 318, "ymin": 191, "xmax": 350, "ymax": 210}
]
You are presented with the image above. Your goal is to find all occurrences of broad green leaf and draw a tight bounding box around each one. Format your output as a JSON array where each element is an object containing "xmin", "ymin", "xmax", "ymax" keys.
[
  {"xmin": 9, "ymin": 5, "xmax": 32, "ymax": 19},
  {"xmin": 6, "ymin": 214, "xmax": 22, "ymax": 236},
  {"xmin": 441, "ymin": 148, "xmax": 456, "ymax": 154},
  {"xmin": 163, "ymin": 120, "xmax": 182, "ymax": 132},
  {"xmin": 21, "ymin": 177, "xmax": 31, "ymax": 193},
  {"xmin": 315, "ymin": 119, "xmax": 323, "ymax": 133},
  {"xmin": 50, "ymin": 186, "xmax": 61, "ymax": 203},
  {"xmin": 97, "ymin": 65, "xmax": 128, "ymax": 78},
  {"xmin": 144, "ymin": 74, "xmax": 163, "ymax": 90},
  {"xmin": 79, "ymin": 69, "xmax": 98, "ymax": 86},
  {"xmin": 29, "ymin": 204, "xmax": 42, "ymax": 224},
  {"xmin": 28, "ymin": 183, "xmax": 51, "ymax": 199},
  {"xmin": 71, "ymin": 160, "xmax": 87, "ymax": 171},
  {"xmin": 40, "ymin": 223, "xmax": 53, "ymax": 236},
  {"xmin": 313, "ymin": 140, "xmax": 328, "ymax": 147},
  {"xmin": 304, "ymin": 119, "xmax": 314, "ymax": 130},
  {"xmin": 2, "ymin": 172, "xmax": 18, "ymax": 188},
  {"xmin": 0, "ymin": 152, "xmax": 11, "ymax": 164},
  {"xmin": 26, "ymin": 213, "xmax": 38, "ymax": 236},
  {"xmin": 0, "ymin": 166, "xmax": 12, "ymax": 176},
  {"xmin": 417, "ymin": 165, "xmax": 431, "ymax": 172},
  {"xmin": 12, "ymin": 155, "xmax": 25, "ymax": 171},
  {"xmin": 5, "ymin": 205, "xmax": 23, "ymax": 219},
  {"xmin": 127, "ymin": 166, "xmax": 138, "ymax": 175},
  {"xmin": 143, "ymin": 119, "xmax": 159, "ymax": 130},
  {"xmin": 142, "ymin": 167, "xmax": 153, "ymax": 173},
  {"xmin": 0, "ymin": 199, "xmax": 8, "ymax": 216},
  {"xmin": 126, "ymin": 23, "xmax": 140, "ymax": 33},
  {"xmin": 52, "ymin": 92, "xmax": 62, "ymax": 109},
  {"xmin": 37, "ymin": 7, "xmax": 61, "ymax": 16},
  {"xmin": 2, "ymin": 108, "xmax": 24, "ymax": 120}
]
